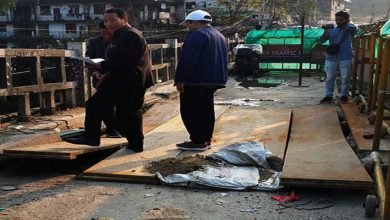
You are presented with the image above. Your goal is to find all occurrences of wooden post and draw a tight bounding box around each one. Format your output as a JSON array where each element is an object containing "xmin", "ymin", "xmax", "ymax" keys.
[
  {"xmin": 58, "ymin": 89, "xmax": 75, "ymax": 109},
  {"xmin": 36, "ymin": 56, "xmax": 46, "ymax": 111},
  {"xmin": 67, "ymin": 42, "xmax": 88, "ymax": 106},
  {"xmin": 154, "ymin": 69, "xmax": 159, "ymax": 83},
  {"xmin": 351, "ymin": 37, "xmax": 360, "ymax": 97},
  {"xmin": 359, "ymin": 37, "xmax": 367, "ymax": 95},
  {"xmin": 373, "ymin": 40, "xmax": 390, "ymax": 150},
  {"xmin": 60, "ymin": 56, "xmax": 66, "ymax": 83},
  {"xmin": 367, "ymin": 33, "xmax": 376, "ymax": 113},
  {"xmin": 64, "ymin": 88, "xmax": 76, "ymax": 108},
  {"xmin": 5, "ymin": 56, "xmax": 12, "ymax": 89},
  {"xmin": 165, "ymin": 39, "xmax": 178, "ymax": 78},
  {"xmin": 371, "ymin": 37, "xmax": 384, "ymax": 112},
  {"xmin": 17, "ymin": 93, "xmax": 31, "ymax": 122},
  {"xmin": 41, "ymin": 90, "xmax": 56, "ymax": 115},
  {"xmin": 36, "ymin": 56, "xmax": 43, "ymax": 85}
]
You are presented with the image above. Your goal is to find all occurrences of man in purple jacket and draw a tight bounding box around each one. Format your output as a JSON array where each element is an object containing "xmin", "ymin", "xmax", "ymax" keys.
[{"xmin": 175, "ymin": 10, "xmax": 228, "ymax": 151}]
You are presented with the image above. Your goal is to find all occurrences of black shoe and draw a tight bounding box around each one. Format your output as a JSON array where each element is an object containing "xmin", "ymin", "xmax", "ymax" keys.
[
  {"xmin": 65, "ymin": 137, "xmax": 100, "ymax": 146},
  {"xmin": 126, "ymin": 145, "xmax": 143, "ymax": 152},
  {"xmin": 319, "ymin": 96, "xmax": 333, "ymax": 104},
  {"xmin": 177, "ymin": 141, "xmax": 211, "ymax": 147},
  {"xmin": 106, "ymin": 131, "xmax": 122, "ymax": 138},
  {"xmin": 340, "ymin": 96, "xmax": 348, "ymax": 103},
  {"xmin": 176, "ymin": 142, "xmax": 208, "ymax": 151}
]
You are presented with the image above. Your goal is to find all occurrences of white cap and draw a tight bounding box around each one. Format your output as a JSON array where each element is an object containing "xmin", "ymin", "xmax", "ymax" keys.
[{"xmin": 184, "ymin": 10, "xmax": 212, "ymax": 22}]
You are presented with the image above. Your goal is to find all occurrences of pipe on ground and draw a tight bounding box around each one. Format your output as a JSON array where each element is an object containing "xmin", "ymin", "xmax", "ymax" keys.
[{"xmin": 371, "ymin": 152, "xmax": 385, "ymax": 218}]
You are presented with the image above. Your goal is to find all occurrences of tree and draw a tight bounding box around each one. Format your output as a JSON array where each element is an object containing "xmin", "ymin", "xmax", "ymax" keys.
[
  {"xmin": 0, "ymin": 0, "xmax": 16, "ymax": 13},
  {"xmin": 217, "ymin": 0, "xmax": 316, "ymax": 26},
  {"xmin": 218, "ymin": 0, "xmax": 262, "ymax": 25},
  {"xmin": 286, "ymin": 0, "xmax": 316, "ymax": 18}
]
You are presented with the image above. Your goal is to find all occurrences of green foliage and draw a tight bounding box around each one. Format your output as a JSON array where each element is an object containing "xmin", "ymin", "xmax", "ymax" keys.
[{"xmin": 0, "ymin": 0, "xmax": 16, "ymax": 13}]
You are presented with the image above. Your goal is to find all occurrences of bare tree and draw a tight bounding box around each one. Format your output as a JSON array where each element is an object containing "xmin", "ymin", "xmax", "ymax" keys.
[
  {"xmin": 218, "ymin": 0, "xmax": 262, "ymax": 24},
  {"xmin": 216, "ymin": 0, "xmax": 316, "ymax": 26}
]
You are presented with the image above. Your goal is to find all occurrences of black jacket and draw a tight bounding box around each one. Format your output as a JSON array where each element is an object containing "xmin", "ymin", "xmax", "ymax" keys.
[
  {"xmin": 86, "ymin": 36, "xmax": 109, "ymax": 60},
  {"xmin": 100, "ymin": 26, "xmax": 153, "ymax": 90}
]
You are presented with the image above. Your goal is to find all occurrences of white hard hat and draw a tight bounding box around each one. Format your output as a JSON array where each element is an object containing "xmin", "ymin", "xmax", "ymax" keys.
[{"xmin": 184, "ymin": 10, "xmax": 212, "ymax": 22}]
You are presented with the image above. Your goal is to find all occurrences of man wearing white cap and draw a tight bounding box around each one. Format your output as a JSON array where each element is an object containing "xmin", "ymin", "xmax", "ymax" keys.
[{"xmin": 175, "ymin": 10, "xmax": 228, "ymax": 151}]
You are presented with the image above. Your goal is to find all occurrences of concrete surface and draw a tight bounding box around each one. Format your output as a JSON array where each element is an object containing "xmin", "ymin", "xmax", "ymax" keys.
[{"xmin": 0, "ymin": 72, "xmax": 380, "ymax": 219}]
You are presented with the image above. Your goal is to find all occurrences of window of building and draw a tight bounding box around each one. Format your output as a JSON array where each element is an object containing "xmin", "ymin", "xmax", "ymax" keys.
[
  {"xmin": 0, "ymin": 24, "xmax": 6, "ymax": 38},
  {"xmin": 140, "ymin": 11, "xmax": 144, "ymax": 20},
  {"xmin": 38, "ymin": 24, "xmax": 49, "ymax": 36},
  {"xmin": 186, "ymin": 2, "xmax": 196, "ymax": 9},
  {"xmin": 0, "ymin": 40, "xmax": 6, "ymax": 48},
  {"xmin": 79, "ymin": 25, "xmax": 86, "ymax": 36},
  {"xmin": 53, "ymin": 8, "xmax": 61, "ymax": 21},
  {"xmin": 197, "ymin": 1, "xmax": 206, "ymax": 8},
  {"xmin": 68, "ymin": 5, "xmax": 80, "ymax": 17},
  {"xmin": 93, "ymin": 4, "xmax": 105, "ymax": 15},
  {"xmin": 65, "ymin": 23, "xmax": 77, "ymax": 34},
  {"xmin": 40, "ymin": 6, "xmax": 51, "ymax": 15},
  {"xmin": 0, "ymin": 24, "xmax": 5, "ymax": 32},
  {"xmin": 87, "ymin": 24, "xmax": 95, "ymax": 35}
]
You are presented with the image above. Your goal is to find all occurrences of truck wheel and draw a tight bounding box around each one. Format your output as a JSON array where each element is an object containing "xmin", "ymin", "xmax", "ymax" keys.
[{"xmin": 364, "ymin": 195, "xmax": 377, "ymax": 217}]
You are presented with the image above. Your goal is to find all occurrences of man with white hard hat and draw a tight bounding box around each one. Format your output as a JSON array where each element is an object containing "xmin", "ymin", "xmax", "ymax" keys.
[{"xmin": 175, "ymin": 10, "xmax": 228, "ymax": 151}]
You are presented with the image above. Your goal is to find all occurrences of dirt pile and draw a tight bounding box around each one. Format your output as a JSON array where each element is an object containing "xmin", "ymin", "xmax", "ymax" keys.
[{"xmin": 147, "ymin": 154, "xmax": 222, "ymax": 177}]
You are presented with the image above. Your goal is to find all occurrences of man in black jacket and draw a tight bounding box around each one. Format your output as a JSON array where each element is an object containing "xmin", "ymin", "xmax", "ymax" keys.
[
  {"xmin": 66, "ymin": 8, "xmax": 153, "ymax": 152},
  {"xmin": 85, "ymin": 21, "xmax": 121, "ymax": 138}
]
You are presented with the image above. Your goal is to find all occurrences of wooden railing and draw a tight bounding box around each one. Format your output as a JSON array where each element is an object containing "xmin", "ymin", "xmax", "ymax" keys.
[
  {"xmin": 0, "ymin": 37, "xmax": 247, "ymax": 121},
  {"xmin": 0, "ymin": 48, "xmax": 79, "ymax": 121},
  {"xmin": 148, "ymin": 39, "xmax": 183, "ymax": 83},
  {"xmin": 350, "ymin": 35, "xmax": 390, "ymax": 151},
  {"xmin": 0, "ymin": 40, "xmax": 185, "ymax": 121}
]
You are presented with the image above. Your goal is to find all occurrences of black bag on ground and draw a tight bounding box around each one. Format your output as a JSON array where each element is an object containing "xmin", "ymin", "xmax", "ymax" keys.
[{"xmin": 326, "ymin": 44, "xmax": 340, "ymax": 55}]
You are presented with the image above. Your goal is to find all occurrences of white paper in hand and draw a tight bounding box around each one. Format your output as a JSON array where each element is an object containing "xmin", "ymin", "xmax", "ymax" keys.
[{"xmin": 84, "ymin": 57, "xmax": 104, "ymax": 64}]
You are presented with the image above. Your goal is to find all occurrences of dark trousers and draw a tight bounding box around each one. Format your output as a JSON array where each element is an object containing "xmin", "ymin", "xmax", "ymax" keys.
[
  {"xmin": 84, "ymin": 86, "xmax": 145, "ymax": 147},
  {"xmin": 102, "ymin": 104, "xmax": 117, "ymax": 134},
  {"xmin": 180, "ymin": 86, "xmax": 217, "ymax": 144},
  {"xmin": 92, "ymin": 76, "xmax": 117, "ymax": 134}
]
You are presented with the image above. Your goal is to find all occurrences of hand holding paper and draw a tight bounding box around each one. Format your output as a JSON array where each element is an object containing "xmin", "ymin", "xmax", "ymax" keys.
[{"xmin": 84, "ymin": 57, "xmax": 104, "ymax": 64}]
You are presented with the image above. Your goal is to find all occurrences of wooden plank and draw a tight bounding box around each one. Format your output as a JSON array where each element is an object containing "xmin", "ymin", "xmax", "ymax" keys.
[
  {"xmin": 282, "ymin": 106, "xmax": 373, "ymax": 189},
  {"xmin": 340, "ymin": 101, "xmax": 390, "ymax": 151},
  {"xmin": 2, "ymin": 98, "xmax": 181, "ymax": 160},
  {"xmin": 148, "ymin": 44, "xmax": 169, "ymax": 50},
  {"xmin": 0, "ymin": 82, "xmax": 76, "ymax": 97},
  {"xmin": 3, "ymin": 138, "xmax": 128, "ymax": 160},
  {"xmin": 3, "ymin": 48, "xmax": 66, "ymax": 57},
  {"xmin": 79, "ymin": 105, "xmax": 230, "ymax": 182},
  {"xmin": 142, "ymin": 99, "xmax": 180, "ymax": 133},
  {"xmin": 179, "ymin": 107, "xmax": 291, "ymax": 160},
  {"xmin": 151, "ymin": 63, "xmax": 170, "ymax": 71}
]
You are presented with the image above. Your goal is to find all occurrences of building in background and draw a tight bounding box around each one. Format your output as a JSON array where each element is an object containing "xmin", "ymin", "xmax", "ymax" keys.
[
  {"xmin": 314, "ymin": 0, "xmax": 352, "ymax": 25},
  {"xmin": 0, "ymin": 0, "xmax": 185, "ymax": 48}
]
